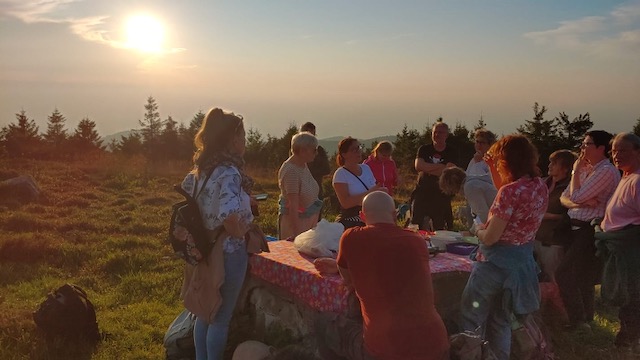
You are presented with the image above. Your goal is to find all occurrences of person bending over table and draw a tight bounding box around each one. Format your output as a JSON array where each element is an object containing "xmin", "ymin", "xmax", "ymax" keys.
[
  {"xmin": 277, "ymin": 132, "xmax": 322, "ymax": 239},
  {"xmin": 595, "ymin": 132, "xmax": 640, "ymax": 349},
  {"xmin": 332, "ymin": 137, "xmax": 386, "ymax": 229},
  {"xmin": 316, "ymin": 191, "xmax": 449, "ymax": 360},
  {"xmin": 460, "ymin": 135, "xmax": 548, "ymax": 360}
]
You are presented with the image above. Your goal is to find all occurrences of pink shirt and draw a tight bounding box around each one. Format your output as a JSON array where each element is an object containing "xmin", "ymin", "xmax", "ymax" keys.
[
  {"xmin": 601, "ymin": 170, "xmax": 640, "ymax": 232},
  {"xmin": 563, "ymin": 158, "xmax": 621, "ymax": 222}
]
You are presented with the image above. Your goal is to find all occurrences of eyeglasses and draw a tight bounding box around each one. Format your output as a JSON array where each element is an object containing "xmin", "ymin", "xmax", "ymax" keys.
[{"xmin": 581, "ymin": 141, "xmax": 595, "ymax": 147}]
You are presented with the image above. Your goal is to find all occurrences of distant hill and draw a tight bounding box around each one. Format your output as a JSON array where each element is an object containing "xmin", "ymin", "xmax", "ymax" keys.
[
  {"xmin": 319, "ymin": 135, "xmax": 397, "ymax": 156},
  {"xmin": 102, "ymin": 130, "xmax": 134, "ymax": 146},
  {"xmin": 102, "ymin": 129, "xmax": 396, "ymax": 155}
]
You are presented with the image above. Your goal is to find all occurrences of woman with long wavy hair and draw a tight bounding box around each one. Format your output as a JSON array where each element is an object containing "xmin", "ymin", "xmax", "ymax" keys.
[
  {"xmin": 460, "ymin": 134, "xmax": 548, "ymax": 359},
  {"xmin": 180, "ymin": 108, "xmax": 257, "ymax": 360}
]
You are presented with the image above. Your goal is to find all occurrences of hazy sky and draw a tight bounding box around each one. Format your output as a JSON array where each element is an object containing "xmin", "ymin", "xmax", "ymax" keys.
[{"xmin": 1, "ymin": 0, "xmax": 639, "ymax": 139}]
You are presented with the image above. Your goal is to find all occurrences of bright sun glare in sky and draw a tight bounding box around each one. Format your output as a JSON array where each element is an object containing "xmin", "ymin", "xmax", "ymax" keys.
[{"xmin": 125, "ymin": 15, "xmax": 164, "ymax": 53}]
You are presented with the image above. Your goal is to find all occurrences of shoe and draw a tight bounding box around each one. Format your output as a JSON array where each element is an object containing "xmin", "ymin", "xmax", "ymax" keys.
[{"xmin": 563, "ymin": 322, "xmax": 591, "ymax": 334}]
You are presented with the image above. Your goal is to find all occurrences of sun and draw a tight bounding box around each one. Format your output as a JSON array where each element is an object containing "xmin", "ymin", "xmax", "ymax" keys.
[{"xmin": 125, "ymin": 15, "xmax": 164, "ymax": 53}]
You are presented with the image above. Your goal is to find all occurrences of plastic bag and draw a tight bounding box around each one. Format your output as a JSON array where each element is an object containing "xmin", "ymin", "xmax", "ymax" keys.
[{"xmin": 294, "ymin": 219, "xmax": 344, "ymax": 258}]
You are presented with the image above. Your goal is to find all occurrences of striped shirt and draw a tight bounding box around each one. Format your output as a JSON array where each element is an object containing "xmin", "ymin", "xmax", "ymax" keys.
[{"xmin": 563, "ymin": 158, "xmax": 621, "ymax": 222}]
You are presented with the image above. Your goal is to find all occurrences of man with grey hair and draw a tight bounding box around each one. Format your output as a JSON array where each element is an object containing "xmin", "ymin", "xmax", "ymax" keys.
[{"xmin": 317, "ymin": 191, "xmax": 449, "ymax": 359}]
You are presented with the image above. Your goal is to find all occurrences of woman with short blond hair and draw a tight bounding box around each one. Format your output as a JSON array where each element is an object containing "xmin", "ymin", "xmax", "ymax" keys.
[{"xmin": 277, "ymin": 132, "xmax": 322, "ymax": 239}]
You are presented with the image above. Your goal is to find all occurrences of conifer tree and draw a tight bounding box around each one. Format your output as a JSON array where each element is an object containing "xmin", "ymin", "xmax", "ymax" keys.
[
  {"xmin": 43, "ymin": 108, "xmax": 68, "ymax": 146},
  {"xmin": 71, "ymin": 117, "xmax": 104, "ymax": 152},
  {"xmin": 139, "ymin": 96, "xmax": 163, "ymax": 144},
  {"xmin": 0, "ymin": 110, "xmax": 41, "ymax": 157}
]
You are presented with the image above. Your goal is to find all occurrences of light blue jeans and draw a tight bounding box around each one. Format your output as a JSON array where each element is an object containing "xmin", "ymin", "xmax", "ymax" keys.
[
  {"xmin": 194, "ymin": 248, "xmax": 248, "ymax": 360},
  {"xmin": 460, "ymin": 261, "xmax": 512, "ymax": 360}
]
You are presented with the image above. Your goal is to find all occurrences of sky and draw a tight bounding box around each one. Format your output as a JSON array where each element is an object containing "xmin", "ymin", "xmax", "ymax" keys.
[{"xmin": 1, "ymin": 0, "xmax": 639, "ymax": 140}]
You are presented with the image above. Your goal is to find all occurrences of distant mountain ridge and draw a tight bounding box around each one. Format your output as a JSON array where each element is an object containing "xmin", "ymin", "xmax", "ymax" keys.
[
  {"xmin": 319, "ymin": 135, "xmax": 397, "ymax": 155},
  {"xmin": 102, "ymin": 130, "xmax": 396, "ymax": 155}
]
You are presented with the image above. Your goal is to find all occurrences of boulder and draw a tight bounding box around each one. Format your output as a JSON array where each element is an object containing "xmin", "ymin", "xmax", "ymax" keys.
[{"xmin": 0, "ymin": 175, "xmax": 40, "ymax": 204}]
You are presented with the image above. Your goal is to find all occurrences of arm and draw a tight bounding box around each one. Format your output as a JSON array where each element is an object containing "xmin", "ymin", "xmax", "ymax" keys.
[
  {"xmin": 223, "ymin": 212, "xmax": 250, "ymax": 238},
  {"xmin": 218, "ymin": 171, "xmax": 250, "ymax": 238},
  {"xmin": 477, "ymin": 216, "xmax": 508, "ymax": 246},
  {"xmin": 414, "ymin": 157, "xmax": 448, "ymax": 176},
  {"xmin": 338, "ymin": 266, "xmax": 353, "ymax": 289},
  {"xmin": 484, "ymin": 155, "xmax": 503, "ymax": 189},
  {"xmin": 333, "ymin": 182, "xmax": 382, "ymax": 209},
  {"xmin": 567, "ymin": 166, "xmax": 614, "ymax": 205},
  {"xmin": 284, "ymin": 193, "xmax": 302, "ymax": 237}
]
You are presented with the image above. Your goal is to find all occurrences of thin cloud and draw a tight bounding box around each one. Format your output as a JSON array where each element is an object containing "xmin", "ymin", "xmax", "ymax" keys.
[
  {"xmin": 0, "ymin": 0, "xmax": 77, "ymax": 23},
  {"xmin": 523, "ymin": 1, "xmax": 640, "ymax": 58},
  {"xmin": 0, "ymin": 0, "xmax": 185, "ymax": 55}
]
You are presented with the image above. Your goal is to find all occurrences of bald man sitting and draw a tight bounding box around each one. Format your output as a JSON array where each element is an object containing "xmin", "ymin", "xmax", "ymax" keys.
[{"xmin": 316, "ymin": 191, "xmax": 449, "ymax": 360}]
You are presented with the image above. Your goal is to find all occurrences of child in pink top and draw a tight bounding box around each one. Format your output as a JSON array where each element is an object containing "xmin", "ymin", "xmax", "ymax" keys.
[{"xmin": 363, "ymin": 141, "xmax": 399, "ymax": 195}]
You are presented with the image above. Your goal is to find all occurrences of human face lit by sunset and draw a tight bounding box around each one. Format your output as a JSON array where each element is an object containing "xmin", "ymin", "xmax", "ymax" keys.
[
  {"xmin": 344, "ymin": 142, "xmax": 363, "ymax": 165},
  {"xmin": 579, "ymin": 135, "xmax": 599, "ymax": 163},
  {"xmin": 432, "ymin": 124, "xmax": 448, "ymax": 146},
  {"xmin": 124, "ymin": 15, "xmax": 165, "ymax": 53},
  {"xmin": 474, "ymin": 137, "xmax": 490, "ymax": 155},
  {"xmin": 611, "ymin": 139, "xmax": 640, "ymax": 174}
]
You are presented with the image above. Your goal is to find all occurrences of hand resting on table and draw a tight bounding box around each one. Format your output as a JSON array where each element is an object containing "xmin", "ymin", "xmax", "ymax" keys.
[{"xmin": 313, "ymin": 257, "xmax": 339, "ymax": 274}]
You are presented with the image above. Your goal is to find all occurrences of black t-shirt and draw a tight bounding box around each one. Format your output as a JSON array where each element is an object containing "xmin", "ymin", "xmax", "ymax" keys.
[{"xmin": 415, "ymin": 144, "xmax": 458, "ymax": 199}]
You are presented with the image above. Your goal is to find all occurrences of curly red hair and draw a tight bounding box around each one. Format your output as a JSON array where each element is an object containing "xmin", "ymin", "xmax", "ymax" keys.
[{"xmin": 488, "ymin": 135, "xmax": 540, "ymax": 183}]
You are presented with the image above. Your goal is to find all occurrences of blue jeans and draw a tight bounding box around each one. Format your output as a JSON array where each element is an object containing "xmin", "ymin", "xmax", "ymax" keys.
[
  {"xmin": 194, "ymin": 249, "xmax": 248, "ymax": 360},
  {"xmin": 460, "ymin": 261, "xmax": 512, "ymax": 360}
]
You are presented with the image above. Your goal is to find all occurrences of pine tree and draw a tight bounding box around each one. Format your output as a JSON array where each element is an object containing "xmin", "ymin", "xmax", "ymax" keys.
[
  {"xmin": 554, "ymin": 112, "xmax": 593, "ymax": 150},
  {"xmin": 244, "ymin": 127, "xmax": 265, "ymax": 166},
  {"xmin": 517, "ymin": 102, "xmax": 558, "ymax": 170},
  {"xmin": 159, "ymin": 115, "xmax": 180, "ymax": 160},
  {"xmin": 449, "ymin": 122, "xmax": 474, "ymax": 166},
  {"xmin": 0, "ymin": 110, "xmax": 41, "ymax": 157},
  {"xmin": 139, "ymin": 96, "xmax": 163, "ymax": 144},
  {"xmin": 393, "ymin": 124, "xmax": 421, "ymax": 170},
  {"xmin": 71, "ymin": 117, "xmax": 104, "ymax": 152},
  {"xmin": 43, "ymin": 108, "xmax": 68, "ymax": 146}
]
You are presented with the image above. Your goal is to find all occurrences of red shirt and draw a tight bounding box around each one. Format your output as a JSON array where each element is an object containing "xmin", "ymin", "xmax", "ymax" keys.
[{"xmin": 337, "ymin": 223, "xmax": 449, "ymax": 360}]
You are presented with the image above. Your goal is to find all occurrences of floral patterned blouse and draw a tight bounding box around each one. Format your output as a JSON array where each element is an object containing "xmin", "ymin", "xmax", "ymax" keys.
[
  {"xmin": 476, "ymin": 176, "xmax": 547, "ymax": 262},
  {"xmin": 181, "ymin": 165, "xmax": 254, "ymax": 253}
]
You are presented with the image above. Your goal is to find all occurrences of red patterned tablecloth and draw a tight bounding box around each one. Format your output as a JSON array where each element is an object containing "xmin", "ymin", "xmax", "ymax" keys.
[{"xmin": 249, "ymin": 240, "xmax": 473, "ymax": 313}]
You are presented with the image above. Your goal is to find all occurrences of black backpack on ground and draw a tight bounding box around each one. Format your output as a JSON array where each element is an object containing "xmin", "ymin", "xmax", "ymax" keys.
[
  {"xmin": 168, "ymin": 172, "xmax": 214, "ymax": 266},
  {"xmin": 33, "ymin": 283, "xmax": 100, "ymax": 345}
]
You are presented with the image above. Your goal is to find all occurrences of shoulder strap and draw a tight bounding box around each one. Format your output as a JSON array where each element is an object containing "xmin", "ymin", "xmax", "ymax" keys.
[
  {"xmin": 342, "ymin": 166, "xmax": 369, "ymax": 191},
  {"xmin": 192, "ymin": 169, "xmax": 214, "ymax": 199}
]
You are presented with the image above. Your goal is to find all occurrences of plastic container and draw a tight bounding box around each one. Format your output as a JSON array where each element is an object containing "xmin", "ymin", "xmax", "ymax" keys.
[{"xmin": 446, "ymin": 242, "xmax": 477, "ymax": 255}]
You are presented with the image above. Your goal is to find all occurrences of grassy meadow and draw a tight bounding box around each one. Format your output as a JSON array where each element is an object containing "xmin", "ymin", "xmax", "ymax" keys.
[{"xmin": 0, "ymin": 157, "xmax": 636, "ymax": 359}]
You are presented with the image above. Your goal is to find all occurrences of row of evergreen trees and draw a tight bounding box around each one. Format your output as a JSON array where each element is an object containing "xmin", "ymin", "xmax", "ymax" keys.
[{"xmin": 2, "ymin": 97, "xmax": 639, "ymax": 172}]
